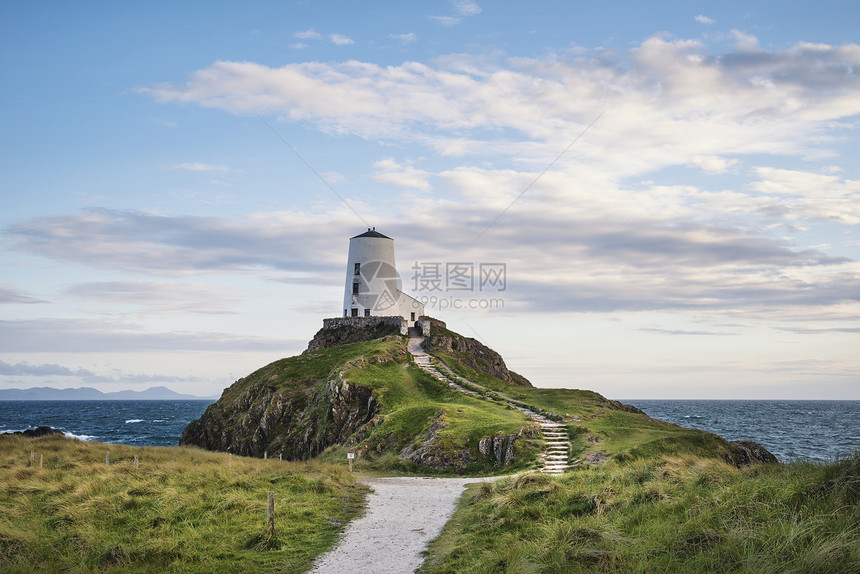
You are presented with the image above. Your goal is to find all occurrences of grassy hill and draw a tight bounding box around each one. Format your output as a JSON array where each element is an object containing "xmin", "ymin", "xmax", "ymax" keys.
[
  {"xmin": 182, "ymin": 324, "xmax": 774, "ymax": 474},
  {"xmin": 182, "ymin": 335, "xmax": 543, "ymax": 474},
  {"xmin": 420, "ymin": 454, "xmax": 860, "ymax": 573},
  {"xmin": 0, "ymin": 434, "xmax": 365, "ymax": 573}
]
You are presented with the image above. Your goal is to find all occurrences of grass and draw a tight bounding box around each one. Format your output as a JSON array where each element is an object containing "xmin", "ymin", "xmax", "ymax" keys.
[
  {"xmin": 0, "ymin": 434, "xmax": 367, "ymax": 573},
  {"xmin": 317, "ymin": 360, "xmax": 542, "ymax": 475},
  {"xmin": 418, "ymin": 453, "xmax": 860, "ymax": 573},
  {"xmin": 430, "ymin": 346, "xmax": 747, "ymax": 464}
]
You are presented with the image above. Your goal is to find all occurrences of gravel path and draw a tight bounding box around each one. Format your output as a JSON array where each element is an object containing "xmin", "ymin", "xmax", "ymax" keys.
[{"xmin": 308, "ymin": 476, "xmax": 497, "ymax": 574}]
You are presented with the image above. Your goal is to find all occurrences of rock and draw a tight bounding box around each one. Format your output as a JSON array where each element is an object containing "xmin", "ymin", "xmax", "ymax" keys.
[
  {"xmin": 399, "ymin": 413, "xmax": 473, "ymax": 473},
  {"xmin": 423, "ymin": 328, "xmax": 532, "ymax": 387},
  {"xmin": 724, "ymin": 440, "xmax": 779, "ymax": 467},
  {"xmin": 10, "ymin": 426, "xmax": 64, "ymax": 438},
  {"xmin": 477, "ymin": 425, "xmax": 539, "ymax": 467},
  {"xmin": 180, "ymin": 368, "xmax": 382, "ymax": 459},
  {"xmin": 304, "ymin": 317, "xmax": 403, "ymax": 353}
]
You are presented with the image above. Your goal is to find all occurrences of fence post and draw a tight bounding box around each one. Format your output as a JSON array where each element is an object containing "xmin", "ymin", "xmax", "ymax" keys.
[
  {"xmin": 40, "ymin": 453, "xmax": 43, "ymax": 469},
  {"xmin": 229, "ymin": 453, "xmax": 232, "ymax": 468},
  {"xmin": 106, "ymin": 451, "xmax": 109, "ymax": 466},
  {"xmin": 30, "ymin": 451, "xmax": 34, "ymax": 466},
  {"xmin": 267, "ymin": 491, "xmax": 275, "ymax": 536},
  {"xmin": 134, "ymin": 455, "xmax": 139, "ymax": 469}
]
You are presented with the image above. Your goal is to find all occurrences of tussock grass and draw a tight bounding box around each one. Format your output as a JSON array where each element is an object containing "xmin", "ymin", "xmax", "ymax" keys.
[
  {"xmin": 420, "ymin": 453, "xmax": 860, "ymax": 573},
  {"xmin": 0, "ymin": 434, "xmax": 366, "ymax": 573}
]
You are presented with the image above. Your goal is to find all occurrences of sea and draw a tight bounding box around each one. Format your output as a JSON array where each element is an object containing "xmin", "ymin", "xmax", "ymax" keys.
[
  {"xmin": 1, "ymin": 399, "xmax": 858, "ymax": 463},
  {"xmin": 0, "ymin": 400, "xmax": 213, "ymax": 447},
  {"xmin": 625, "ymin": 400, "xmax": 860, "ymax": 463}
]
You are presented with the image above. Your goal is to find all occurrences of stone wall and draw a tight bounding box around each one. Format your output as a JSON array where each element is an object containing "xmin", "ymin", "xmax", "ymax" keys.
[
  {"xmin": 305, "ymin": 316, "xmax": 408, "ymax": 353},
  {"xmin": 322, "ymin": 316, "xmax": 407, "ymax": 335},
  {"xmin": 415, "ymin": 317, "xmax": 432, "ymax": 336}
]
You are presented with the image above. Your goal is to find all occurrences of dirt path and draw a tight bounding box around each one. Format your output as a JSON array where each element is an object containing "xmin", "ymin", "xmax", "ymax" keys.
[{"xmin": 308, "ymin": 476, "xmax": 496, "ymax": 574}]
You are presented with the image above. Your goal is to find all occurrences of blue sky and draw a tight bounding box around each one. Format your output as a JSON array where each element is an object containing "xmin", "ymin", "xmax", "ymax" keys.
[{"xmin": 2, "ymin": 1, "xmax": 859, "ymax": 399}]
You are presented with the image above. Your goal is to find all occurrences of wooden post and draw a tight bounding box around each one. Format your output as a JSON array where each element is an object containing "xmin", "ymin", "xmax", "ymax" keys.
[
  {"xmin": 134, "ymin": 455, "xmax": 139, "ymax": 469},
  {"xmin": 347, "ymin": 452, "xmax": 354, "ymax": 472},
  {"xmin": 267, "ymin": 491, "xmax": 275, "ymax": 536},
  {"xmin": 39, "ymin": 453, "xmax": 43, "ymax": 469},
  {"xmin": 264, "ymin": 451, "xmax": 267, "ymax": 460},
  {"xmin": 30, "ymin": 451, "xmax": 34, "ymax": 466},
  {"xmin": 228, "ymin": 453, "xmax": 232, "ymax": 468},
  {"xmin": 106, "ymin": 451, "xmax": 109, "ymax": 466},
  {"xmin": 279, "ymin": 453, "xmax": 282, "ymax": 461}
]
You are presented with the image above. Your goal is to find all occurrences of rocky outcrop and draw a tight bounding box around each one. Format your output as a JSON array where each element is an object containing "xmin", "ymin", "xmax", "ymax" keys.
[
  {"xmin": 398, "ymin": 412, "xmax": 472, "ymax": 473},
  {"xmin": 305, "ymin": 318, "xmax": 403, "ymax": 353},
  {"xmin": 181, "ymin": 369, "xmax": 381, "ymax": 459},
  {"xmin": 724, "ymin": 440, "xmax": 779, "ymax": 467},
  {"xmin": 424, "ymin": 327, "xmax": 533, "ymax": 387},
  {"xmin": 6, "ymin": 426, "xmax": 64, "ymax": 438},
  {"xmin": 478, "ymin": 424, "xmax": 541, "ymax": 468}
]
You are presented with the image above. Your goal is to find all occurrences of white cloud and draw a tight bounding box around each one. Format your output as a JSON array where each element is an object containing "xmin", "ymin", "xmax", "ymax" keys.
[
  {"xmin": 731, "ymin": 29, "xmax": 760, "ymax": 50},
  {"xmin": 390, "ymin": 32, "xmax": 417, "ymax": 45},
  {"xmin": 141, "ymin": 36, "xmax": 860, "ymax": 182},
  {"xmin": 290, "ymin": 42, "xmax": 308, "ymax": 50},
  {"xmin": 295, "ymin": 28, "xmax": 321, "ymax": 40},
  {"xmin": 688, "ymin": 155, "xmax": 739, "ymax": 173},
  {"xmin": 695, "ymin": 14, "xmax": 715, "ymax": 24},
  {"xmin": 372, "ymin": 158, "xmax": 431, "ymax": 190},
  {"xmin": 0, "ymin": 284, "xmax": 45, "ymax": 304},
  {"xmin": 0, "ymin": 318, "xmax": 297, "ymax": 353},
  {"xmin": 329, "ymin": 33, "xmax": 354, "ymax": 46},
  {"xmin": 170, "ymin": 162, "xmax": 229, "ymax": 172},
  {"xmin": 452, "ymin": 0, "xmax": 481, "ymax": 15},
  {"xmin": 430, "ymin": 15, "xmax": 461, "ymax": 26},
  {"xmin": 750, "ymin": 167, "xmax": 860, "ymax": 223},
  {"xmin": 64, "ymin": 281, "xmax": 241, "ymax": 315}
]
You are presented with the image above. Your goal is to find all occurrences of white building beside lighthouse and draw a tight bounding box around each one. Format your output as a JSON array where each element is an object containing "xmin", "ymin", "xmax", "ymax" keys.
[{"xmin": 342, "ymin": 228, "xmax": 424, "ymax": 327}]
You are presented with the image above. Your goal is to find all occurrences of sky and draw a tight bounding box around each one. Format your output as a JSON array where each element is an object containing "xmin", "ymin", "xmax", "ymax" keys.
[{"xmin": 1, "ymin": 1, "xmax": 859, "ymax": 400}]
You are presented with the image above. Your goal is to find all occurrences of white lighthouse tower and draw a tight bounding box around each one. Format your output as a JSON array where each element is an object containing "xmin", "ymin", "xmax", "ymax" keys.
[{"xmin": 342, "ymin": 228, "xmax": 424, "ymax": 326}]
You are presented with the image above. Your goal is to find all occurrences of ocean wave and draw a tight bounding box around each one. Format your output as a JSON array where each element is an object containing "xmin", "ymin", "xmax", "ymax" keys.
[
  {"xmin": 153, "ymin": 419, "xmax": 167, "ymax": 423},
  {"xmin": 64, "ymin": 431, "xmax": 96, "ymax": 441},
  {"xmin": 125, "ymin": 419, "xmax": 144, "ymax": 424}
]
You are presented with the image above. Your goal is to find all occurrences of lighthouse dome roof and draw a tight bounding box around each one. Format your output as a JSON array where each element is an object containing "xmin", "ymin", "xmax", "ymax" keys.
[{"xmin": 351, "ymin": 228, "xmax": 392, "ymax": 240}]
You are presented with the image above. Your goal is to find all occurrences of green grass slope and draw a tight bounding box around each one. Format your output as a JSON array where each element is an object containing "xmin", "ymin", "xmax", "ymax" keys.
[
  {"xmin": 0, "ymin": 434, "xmax": 365, "ymax": 573},
  {"xmin": 420, "ymin": 454, "xmax": 860, "ymax": 573}
]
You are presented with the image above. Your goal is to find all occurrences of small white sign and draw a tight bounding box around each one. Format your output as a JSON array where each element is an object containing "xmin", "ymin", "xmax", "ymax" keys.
[{"xmin": 347, "ymin": 452, "xmax": 355, "ymax": 459}]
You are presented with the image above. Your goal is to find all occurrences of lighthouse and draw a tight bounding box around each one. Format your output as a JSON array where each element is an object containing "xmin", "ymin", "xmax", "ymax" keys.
[{"xmin": 342, "ymin": 228, "xmax": 424, "ymax": 326}]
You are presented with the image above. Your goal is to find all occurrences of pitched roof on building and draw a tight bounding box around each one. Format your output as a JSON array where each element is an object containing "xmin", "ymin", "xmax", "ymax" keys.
[{"xmin": 351, "ymin": 228, "xmax": 392, "ymax": 240}]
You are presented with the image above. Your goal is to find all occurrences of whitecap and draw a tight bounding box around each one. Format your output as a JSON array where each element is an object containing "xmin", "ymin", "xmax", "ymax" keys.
[
  {"xmin": 64, "ymin": 431, "xmax": 96, "ymax": 441},
  {"xmin": 153, "ymin": 419, "xmax": 167, "ymax": 423},
  {"xmin": 125, "ymin": 419, "xmax": 144, "ymax": 424}
]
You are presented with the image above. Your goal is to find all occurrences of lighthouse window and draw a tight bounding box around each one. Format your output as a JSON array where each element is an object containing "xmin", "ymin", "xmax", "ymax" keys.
[
  {"xmin": 411, "ymin": 312, "xmax": 416, "ymax": 321},
  {"xmin": 364, "ymin": 309, "xmax": 370, "ymax": 317},
  {"xmin": 352, "ymin": 282, "xmax": 360, "ymax": 295},
  {"xmin": 354, "ymin": 262, "xmax": 360, "ymax": 275},
  {"xmin": 351, "ymin": 308, "xmax": 358, "ymax": 317}
]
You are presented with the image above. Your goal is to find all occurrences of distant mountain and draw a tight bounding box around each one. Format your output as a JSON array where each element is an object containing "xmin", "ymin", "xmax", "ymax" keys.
[{"xmin": 0, "ymin": 386, "xmax": 217, "ymax": 401}]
